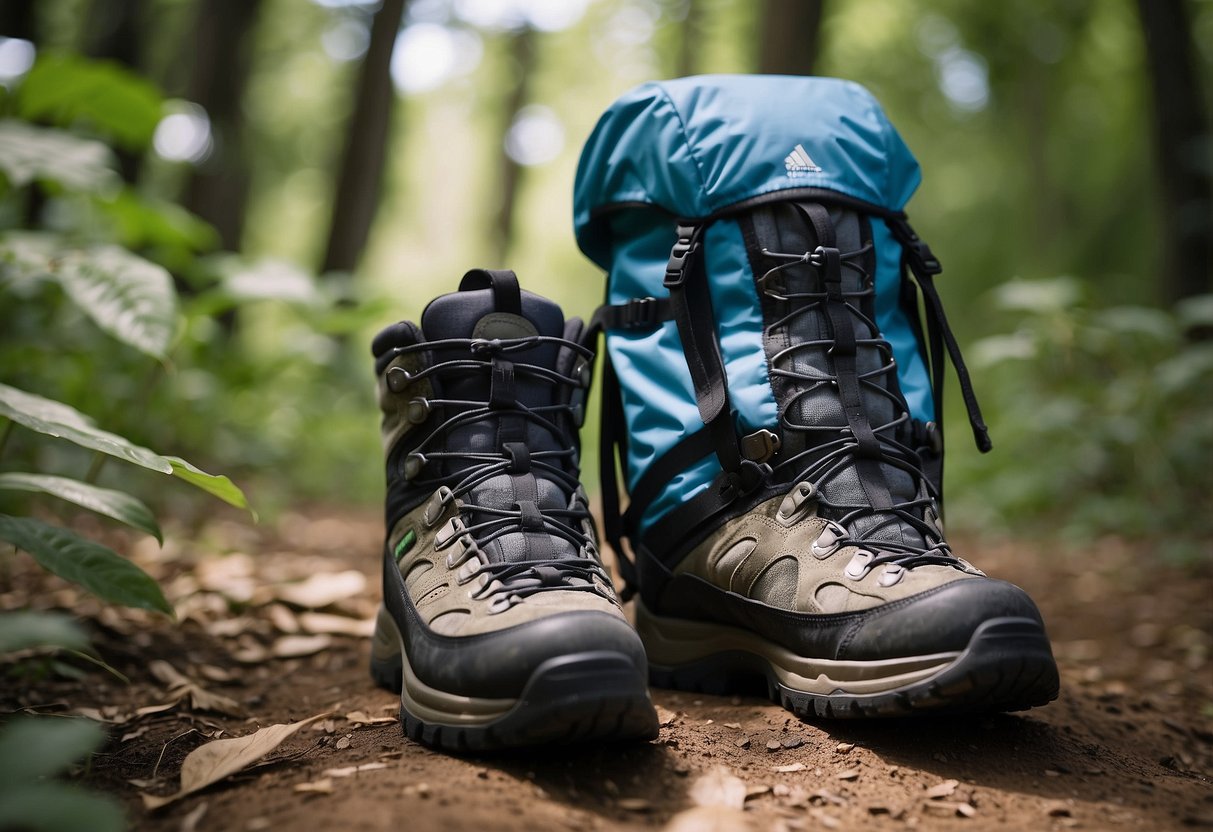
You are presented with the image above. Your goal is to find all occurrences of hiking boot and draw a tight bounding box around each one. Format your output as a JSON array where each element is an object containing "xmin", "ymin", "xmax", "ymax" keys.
[
  {"xmin": 369, "ymin": 269, "xmax": 658, "ymax": 751},
  {"xmin": 635, "ymin": 206, "xmax": 1060, "ymax": 718}
]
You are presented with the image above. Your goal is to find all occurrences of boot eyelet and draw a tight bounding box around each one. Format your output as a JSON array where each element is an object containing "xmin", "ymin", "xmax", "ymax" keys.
[
  {"xmin": 811, "ymin": 521, "xmax": 847, "ymax": 559},
  {"xmin": 878, "ymin": 564, "xmax": 905, "ymax": 587},
  {"xmin": 407, "ymin": 398, "xmax": 430, "ymax": 424},
  {"xmin": 423, "ymin": 485, "xmax": 453, "ymax": 527},
  {"xmin": 386, "ymin": 365, "xmax": 411, "ymax": 393},
  {"xmin": 403, "ymin": 452, "xmax": 427, "ymax": 480},
  {"xmin": 433, "ymin": 516, "xmax": 465, "ymax": 549},
  {"xmin": 844, "ymin": 550, "xmax": 874, "ymax": 580},
  {"xmin": 776, "ymin": 481, "xmax": 816, "ymax": 526}
]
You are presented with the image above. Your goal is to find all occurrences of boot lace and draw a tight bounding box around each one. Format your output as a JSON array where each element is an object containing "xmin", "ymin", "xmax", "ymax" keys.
[
  {"xmin": 759, "ymin": 244, "xmax": 960, "ymax": 574},
  {"xmin": 384, "ymin": 334, "xmax": 614, "ymax": 607}
]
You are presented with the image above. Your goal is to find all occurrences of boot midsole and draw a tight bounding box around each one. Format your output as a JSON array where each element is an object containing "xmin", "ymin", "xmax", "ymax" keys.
[{"xmin": 635, "ymin": 600, "xmax": 964, "ymax": 695}]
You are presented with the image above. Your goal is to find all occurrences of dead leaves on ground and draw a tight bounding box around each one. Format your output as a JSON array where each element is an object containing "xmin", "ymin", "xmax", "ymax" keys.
[{"xmin": 142, "ymin": 713, "xmax": 328, "ymax": 810}]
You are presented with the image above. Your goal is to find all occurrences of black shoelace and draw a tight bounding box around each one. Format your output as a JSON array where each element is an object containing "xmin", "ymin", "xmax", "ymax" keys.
[
  {"xmin": 759, "ymin": 245, "xmax": 960, "ymax": 574},
  {"xmin": 384, "ymin": 335, "xmax": 614, "ymax": 607}
]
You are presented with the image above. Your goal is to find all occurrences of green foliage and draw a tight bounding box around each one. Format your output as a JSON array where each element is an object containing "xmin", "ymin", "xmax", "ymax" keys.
[
  {"xmin": 0, "ymin": 611, "xmax": 89, "ymax": 654},
  {"xmin": 0, "ymin": 718, "xmax": 125, "ymax": 832},
  {"xmin": 0, "ymin": 516, "xmax": 172, "ymax": 615},
  {"xmin": 0, "ymin": 473, "xmax": 161, "ymax": 542},
  {"xmin": 952, "ymin": 280, "xmax": 1213, "ymax": 560},
  {"xmin": 16, "ymin": 52, "xmax": 164, "ymax": 152},
  {"xmin": 0, "ymin": 121, "xmax": 119, "ymax": 193}
]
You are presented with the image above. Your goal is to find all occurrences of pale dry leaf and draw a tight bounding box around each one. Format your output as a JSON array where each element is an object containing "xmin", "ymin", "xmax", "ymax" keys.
[
  {"xmin": 617, "ymin": 798, "xmax": 652, "ymax": 812},
  {"xmin": 142, "ymin": 713, "xmax": 328, "ymax": 810},
  {"xmin": 655, "ymin": 706, "xmax": 677, "ymax": 727},
  {"xmin": 271, "ymin": 634, "xmax": 332, "ymax": 658},
  {"xmin": 135, "ymin": 703, "xmax": 179, "ymax": 718},
  {"xmin": 149, "ymin": 660, "xmax": 244, "ymax": 716},
  {"xmin": 179, "ymin": 801, "xmax": 208, "ymax": 832},
  {"xmin": 688, "ymin": 767, "xmax": 747, "ymax": 810},
  {"xmin": 297, "ymin": 612, "xmax": 375, "ymax": 638},
  {"xmin": 344, "ymin": 710, "xmax": 396, "ymax": 727},
  {"xmin": 662, "ymin": 806, "xmax": 751, "ymax": 832},
  {"xmin": 294, "ymin": 778, "xmax": 334, "ymax": 795},
  {"xmin": 274, "ymin": 571, "xmax": 366, "ymax": 608},
  {"xmin": 197, "ymin": 664, "xmax": 236, "ymax": 684},
  {"xmin": 925, "ymin": 779, "xmax": 959, "ymax": 799},
  {"xmin": 322, "ymin": 762, "xmax": 388, "ymax": 778},
  {"xmin": 266, "ymin": 604, "xmax": 300, "ymax": 634}
]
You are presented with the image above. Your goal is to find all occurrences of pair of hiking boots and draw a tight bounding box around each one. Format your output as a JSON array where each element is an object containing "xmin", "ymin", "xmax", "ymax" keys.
[{"xmin": 367, "ymin": 268, "xmax": 1059, "ymax": 752}]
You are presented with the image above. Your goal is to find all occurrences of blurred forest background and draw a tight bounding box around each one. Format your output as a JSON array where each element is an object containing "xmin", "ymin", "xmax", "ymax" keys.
[{"xmin": 1, "ymin": 0, "xmax": 1211, "ymax": 559}]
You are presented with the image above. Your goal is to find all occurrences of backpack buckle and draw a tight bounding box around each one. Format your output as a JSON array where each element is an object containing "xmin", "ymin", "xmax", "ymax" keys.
[
  {"xmin": 622, "ymin": 296, "xmax": 661, "ymax": 328},
  {"xmin": 889, "ymin": 218, "xmax": 942, "ymax": 276},
  {"xmin": 663, "ymin": 225, "xmax": 702, "ymax": 289}
]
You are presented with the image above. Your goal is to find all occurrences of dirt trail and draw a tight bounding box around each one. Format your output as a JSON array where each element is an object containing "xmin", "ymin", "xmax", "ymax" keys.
[{"xmin": 3, "ymin": 508, "xmax": 1211, "ymax": 831}]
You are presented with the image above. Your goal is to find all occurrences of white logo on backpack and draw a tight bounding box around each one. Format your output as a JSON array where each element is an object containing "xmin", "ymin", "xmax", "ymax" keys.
[{"xmin": 784, "ymin": 144, "xmax": 822, "ymax": 177}]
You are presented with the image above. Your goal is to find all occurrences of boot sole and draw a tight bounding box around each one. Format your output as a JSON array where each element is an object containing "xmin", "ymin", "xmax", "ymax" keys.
[
  {"xmin": 370, "ymin": 606, "xmax": 659, "ymax": 752},
  {"xmin": 637, "ymin": 601, "xmax": 1059, "ymax": 718}
]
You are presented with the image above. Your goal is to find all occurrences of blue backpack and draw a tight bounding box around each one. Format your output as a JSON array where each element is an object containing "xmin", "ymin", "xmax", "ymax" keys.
[{"xmin": 573, "ymin": 75, "xmax": 990, "ymax": 597}]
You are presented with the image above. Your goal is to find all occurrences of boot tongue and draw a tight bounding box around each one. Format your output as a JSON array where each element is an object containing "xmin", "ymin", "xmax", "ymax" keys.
[{"xmin": 420, "ymin": 285, "xmax": 578, "ymax": 567}]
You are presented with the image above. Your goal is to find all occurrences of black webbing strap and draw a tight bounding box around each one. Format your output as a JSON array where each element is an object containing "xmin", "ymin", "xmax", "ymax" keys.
[
  {"xmin": 887, "ymin": 218, "xmax": 993, "ymax": 453},
  {"xmin": 592, "ymin": 296, "xmax": 673, "ymax": 331},
  {"xmin": 459, "ymin": 268, "xmax": 521, "ymax": 314},
  {"xmin": 663, "ymin": 224, "xmax": 744, "ymax": 476}
]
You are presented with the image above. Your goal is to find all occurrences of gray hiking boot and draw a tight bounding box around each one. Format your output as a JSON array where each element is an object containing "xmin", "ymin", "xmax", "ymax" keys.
[
  {"xmin": 636, "ymin": 206, "xmax": 1060, "ymax": 718},
  {"xmin": 369, "ymin": 269, "xmax": 658, "ymax": 751}
]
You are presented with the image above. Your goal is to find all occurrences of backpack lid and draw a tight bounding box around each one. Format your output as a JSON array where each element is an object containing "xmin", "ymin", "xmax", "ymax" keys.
[{"xmin": 574, "ymin": 75, "xmax": 923, "ymax": 269}]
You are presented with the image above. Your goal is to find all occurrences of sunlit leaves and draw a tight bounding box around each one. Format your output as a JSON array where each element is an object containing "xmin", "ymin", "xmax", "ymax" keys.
[
  {"xmin": 17, "ymin": 52, "xmax": 164, "ymax": 152},
  {"xmin": 0, "ymin": 120, "xmax": 118, "ymax": 193}
]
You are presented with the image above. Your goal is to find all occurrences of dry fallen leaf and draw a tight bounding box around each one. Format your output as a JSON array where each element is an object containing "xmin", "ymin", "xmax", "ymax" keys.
[
  {"xmin": 689, "ymin": 767, "xmax": 747, "ymax": 810},
  {"xmin": 142, "ymin": 713, "xmax": 328, "ymax": 810},
  {"xmin": 267, "ymin": 604, "xmax": 300, "ymax": 634},
  {"xmin": 925, "ymin": 779, "xmax": 959, "ymax": 799},
  {"xmin": 298, "ymin": 612, "xmax": 376, "ymax": 638},
  {"xmin": 295, "ymin": 778, "xmax": 334, "ymax": 795},
  {"xmin": 149, "ymin": 660, "xmax": 245, "ymax": 717},
  {"xmin": 344, "ymin": 710, "xmax": 397, "ymax": 727},
  {"xmin": 275, "ymin": 571, "xmax": 366, "ymax": 608},
  {"xmin": 662, "ymin": 806, "xmax": 750, "ymax": 832},
  {"xmin": 271, "ymin": 634, "xmax": 333, "ymax": 659},
  {"xmin": 322, "ymin": 762, "xmax": 388, "ymax": 778},
  {"xmin": 617, "ymin": 798, "xmax": 653, "ymax": 812}
]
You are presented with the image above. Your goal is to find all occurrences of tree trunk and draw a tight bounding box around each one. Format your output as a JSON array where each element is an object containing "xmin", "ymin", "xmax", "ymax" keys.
[
  {"xmin": 489, "ymin": 26, "xmax": 538, "ymax": 264},
  {"xmin": 84, "ymin": 0, "xmax": 146, "ymax": 183},
  {"xmin": 757, "ymin": 0, "xmax": 824, "ymax": 76},
  {"xmin": 319, "ymin": 0, "xmax": 407, "ymax": 276},
  {"xmin": 0, "ymin": 0, "xmax": 37, "ymax": 40},
  {"xmin": 181, "ymin": 0, "xmax": 264, "ymax": 252},
  {"xmin": 1136, "ymin": 0, "xmax": 1213, "ymax": 301}
]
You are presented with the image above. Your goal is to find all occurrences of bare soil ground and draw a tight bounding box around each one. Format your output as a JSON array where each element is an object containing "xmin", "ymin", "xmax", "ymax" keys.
[{"xmin": 3, "ymin": 507, "xmax": 1212, "ymax": 831}]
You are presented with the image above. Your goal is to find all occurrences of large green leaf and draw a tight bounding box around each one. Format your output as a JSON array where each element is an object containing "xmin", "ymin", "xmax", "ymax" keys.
[
  {"xmin": 0, "ymin": 383, "xmax": 249, "ymax": 510},
  {"xmin": 0, "ymin": 515, "xmax": 172, "ymax": 615},
  {"xmin": 0, "ymin": 120, "xmax": 118, "ymax": 193},
  {"xmin": 0, "ymin": 382, "xmax": 171, "ymax": 473},
  {"xmin": 0, "ymin": 718, "xmax": 107, "ymax": 784},
  {"xmin": 166, "ymin": 457, "xmax": 250, "ymax": 511},
  {"xmin": 17, "ymin": 52, "xmax": 164, "ymax": 152},
  {"xmin": 0, "ymin": 473, "xmax": 162, "ymax": 542},
  {"xmin": 0, "ymin": 233, "xmax": 179, "ymax": 359},
  {"xmin": 52, "ymin": 245, "xmax": 178, "ymax": 360},
  {"xmin": 0, "ymin": 611, "xmax": 89, "ymax": 654},
  {"xmin": 0, "ymin": 782, "xmax": 125, "ymax": 832}
]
